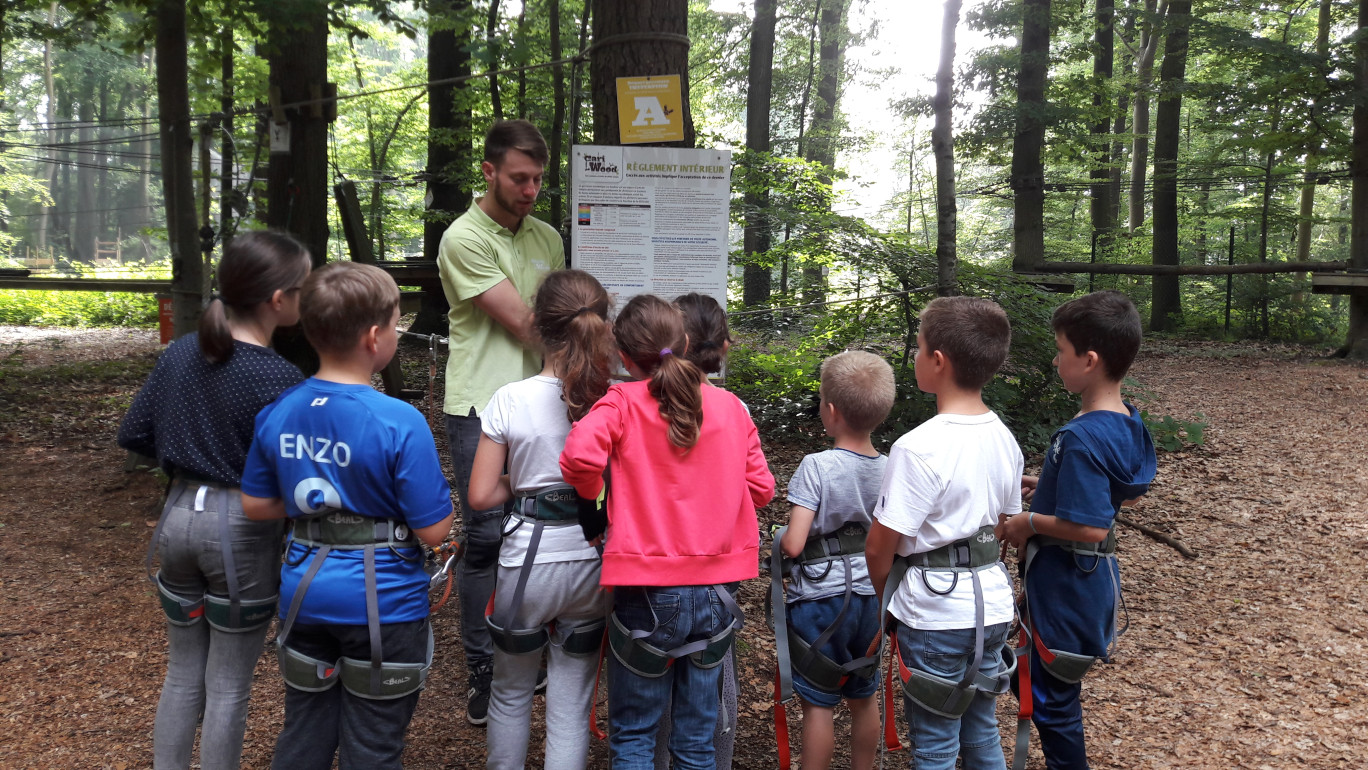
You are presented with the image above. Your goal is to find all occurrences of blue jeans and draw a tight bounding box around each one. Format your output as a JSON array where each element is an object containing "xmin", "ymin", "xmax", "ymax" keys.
[
  {"xmin": 445, "ymin": 409, "xmax": 505, "ymax": 666},
  {"xmin": 271, "ymin": 619, "xmax": 429, "ymax": 770},
  {"xmin": 154, "ymin": 481, "xmax": 284, "ymax": 770},
  {"xmin": 787, "ymin": 593, "xmax": 881, "ymax": 707},
  {"xmin": 1030, "ymin": 650, "xmax": 1090, "ymax": 769},
  {"xmin": 608, "ymin": 585, "xmax": 735, "ymax": 770},
  {"xmin": 896, "ymin": 622, "xmax": 1012, "ymax": 770}
]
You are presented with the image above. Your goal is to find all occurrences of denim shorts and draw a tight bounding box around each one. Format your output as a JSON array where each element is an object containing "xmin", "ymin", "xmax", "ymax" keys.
[{"xmin": 786, "ymin": 593, "xmax": 881, "ymax": 707}]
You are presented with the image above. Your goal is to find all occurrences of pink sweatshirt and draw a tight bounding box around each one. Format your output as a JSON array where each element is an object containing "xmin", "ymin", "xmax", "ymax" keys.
[{"xmin": 560, "ymin": 380, "xmax": 775, "ymax": 587}]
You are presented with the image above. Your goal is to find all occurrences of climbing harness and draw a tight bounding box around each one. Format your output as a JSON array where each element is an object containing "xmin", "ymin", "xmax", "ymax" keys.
[
  {"xmin": 1009, "ymin": 528, "xmax": 1126, "ymax": 770},
  {"xmin": 767, "ymin": 523, "xmax": 883, "ymax": 770},
  {"xmin": 275, "ymin": 511, "xmax": 432, "ymax": 700},
  {"xmin": 427, "ymin": 539, "xmax": 463, "ymax": 615},
  {"xmin": 484, "ymin": 485, "xmax": 606, "ymax": 658},
  {"xmin": 146, "ymin": 476, "xmax": 278, "ymax": 633},
  {"xmin": 873, "ymin": 523, "xmax": 1016, "ymax": 760},
  {"xmin": 607, "ymin": 583, "xmax": 743, "ymax": 678}
]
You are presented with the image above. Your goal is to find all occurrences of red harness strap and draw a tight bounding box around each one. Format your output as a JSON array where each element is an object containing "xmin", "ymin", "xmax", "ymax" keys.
[
  {"xmin": 774, "ymin": 665, "xmax": 793, "ymax": 770},
  {"xmin": 882, "ymin": 635, "xmax": 906, "ymax": 752},
  {"xmin": 590, "ymin": 624, "xmax": 609, "ymax": 740}
]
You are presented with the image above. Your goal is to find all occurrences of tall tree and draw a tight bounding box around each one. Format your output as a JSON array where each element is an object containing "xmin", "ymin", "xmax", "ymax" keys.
[
  {"xmin": 262, "ymin": 0, "xmax": 329, "ymax": 267},
  {"xmin": 1149, "ymin": 0, "xmax": 1190, "ymax": 331},
  {"xmin": 801, "ymin": 0, "xmax": 847, "ymax": 302},
  {"xmin": 1295, "ymin": 0, "xmax": 1333, "ymax": 263},
  {"xmin": 1128, "ymin": 0, "xmax": 1165, "ymax": 233},
  {"xmin": 589, "ymin": 0, "xmax": 695, "ymax": 147},
  {"xmin": 1347, "ymin": 0, "xmax": 1368, "ymax": 358},
  {"xmin": 155, "ymin": 0, "xmax": 203, "ymax": 337},
  {"xmin": 418, "ymin": 0, "xmax": 473, "ymax": 335},
  {"xmin": 549, "ymin": 0, "xmax": 566, "ymax": 231},
  {"xmin": 486, "ymin": 0, "xmax": 503, "ymax": 119},
  {"xmin": 1089, "ymin": 0, "xmax": 1115, "ymax": 256},
  {"xmin": 742, "ymin": 0, "xmax": 776, "ymax": 306},
  {"xmin": 933, "ymin": 0, "xmax": 961, "ymax": 295},
  {"xmin": 1011, "ymin": 0, "xmax": 1051, "ymax": 272}
]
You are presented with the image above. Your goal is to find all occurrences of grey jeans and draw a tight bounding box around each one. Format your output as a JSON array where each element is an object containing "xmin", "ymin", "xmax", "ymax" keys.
[
  {"xmin": 486, "ymin": 557, "xmax": 607, "ymax": 770},
  {"xmin": 153, "ymin": 481, "xmax": 284, "ymax": 770},
  {"xmin": 446, "ymin": 409, "xmax": 506, "ymax": 666}
]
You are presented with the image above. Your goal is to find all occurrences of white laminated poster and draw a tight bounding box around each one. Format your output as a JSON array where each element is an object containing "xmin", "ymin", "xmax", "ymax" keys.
[{"xmin": 570, "ymin": 145, "xmax": 732, "ymax": 311}]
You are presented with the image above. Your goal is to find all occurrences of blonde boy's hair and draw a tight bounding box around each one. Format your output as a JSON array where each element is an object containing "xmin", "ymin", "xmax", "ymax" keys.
[
  {"xmin": 820, "ymin": 351, "xmax": 895, "ymax": 434},
  {"xmin": 300, "ymin": 262, "xmax": 400, "ymax": 354},
  {"xmin": 919, "ymin": 296, "xmax": 1011, "ymax": 390}
]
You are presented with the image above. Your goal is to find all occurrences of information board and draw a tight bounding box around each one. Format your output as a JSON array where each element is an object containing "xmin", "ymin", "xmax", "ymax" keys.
[{"xmin": 570, "ymin": 145, "xmax": 732, "ymax": 310}]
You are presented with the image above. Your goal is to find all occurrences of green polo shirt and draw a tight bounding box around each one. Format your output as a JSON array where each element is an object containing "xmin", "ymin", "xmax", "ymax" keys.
[{"xmin": 438, "ymin": 199, "xmax": 564, "ymax": 416}]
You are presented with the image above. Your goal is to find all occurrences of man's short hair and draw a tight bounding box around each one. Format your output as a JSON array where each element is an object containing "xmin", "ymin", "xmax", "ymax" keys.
[
  {"xmin": 919, "ymin": 296, "xmax": 1011, "ymax": 390},
  {"xmin": 300, "ymin": 262, "xmax": 400, "ymax": 354},
  {"xmin": 484, "ymin": 119, "xmax": 550, "ymax": 167},
  {"xmin": 1051, "ymin": 290, "xmax": 1141, "ymax": 382},
  {"xmin": 820, "ymin": 351, "xmax": 895, "ymax": 434}
]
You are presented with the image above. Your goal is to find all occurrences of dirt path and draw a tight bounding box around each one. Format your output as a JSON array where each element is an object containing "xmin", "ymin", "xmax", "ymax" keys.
[{"xmin": 1, "ymin": 329, "xmax": 1364, "ymax": 769}]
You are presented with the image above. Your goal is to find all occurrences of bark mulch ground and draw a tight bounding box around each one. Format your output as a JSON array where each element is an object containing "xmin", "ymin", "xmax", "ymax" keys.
[{"xmin": 1, "ymin": 327, "xmax": 1364, "ymax": 769}]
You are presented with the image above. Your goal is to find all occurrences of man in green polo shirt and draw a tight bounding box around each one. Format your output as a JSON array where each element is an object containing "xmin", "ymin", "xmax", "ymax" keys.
[{"xmin": 437, "ymin": 119, "xmax": 564, "ymax": 726}]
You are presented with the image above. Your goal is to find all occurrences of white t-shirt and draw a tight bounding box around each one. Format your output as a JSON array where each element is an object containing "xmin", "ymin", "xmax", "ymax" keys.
[
  {"xmin": 482, "ymin": 375, "xmax": 600, "ymax": 567},
  {"xmin": 873, "ymin": 411, "xmax": 1023, "ymax": 630},
  {"xmin": 784, "ymin": 448, "xmax": 887, "ymax": 602}
]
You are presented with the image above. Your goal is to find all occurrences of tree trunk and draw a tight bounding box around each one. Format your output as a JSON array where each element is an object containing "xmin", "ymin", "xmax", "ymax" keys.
[
  {"xmin": 1347, "ymin": 0, "xmax": 1368, "ymax": 358},
  {"xmin": 589, "ymin": 0, "xmax": 694, "ymax": 147},
  {"xmin": 487, "ymin": 0, "xmax": 503, "ymax": 120},
  {"xmin": 743, "ymin": 0, "xmax": 776, "ymax": 306},
  {"xmin": 1090, "ymin": 0, "xmax": 1115, "ymax": 258},
  {"xmin": 1149, "ymin": 0, "xmax": 1189, "ymax": 332},
  {"xmin": 515, "ymin": 5, "xmax": 528, "ymax": 119},
  {"xmin": 801, "ymin": 0, "xmax": 848, "ymax": 303},
  {"xmin": 263, "ymin": 0, "xmax": 329, "ymax": 266},
  {"xmin": 1296, "ymin": 0, "xmax": 1332, "ymax": 264},
  {"xmin": 784, "ymin": 0, "xmax": 823, "ymax": 295},
  {"xmin": 73, "ymin": 70, "xmax": 98, "ymax": 263},
  {"xmin": 550, "ymin": 0, "xmax": 565, "ymax": 232},
  {"xmin": 1011, "ymin": 0, "xmax": 1051, "ymax": 272},
  {"xmin": 1110, "ymin": 4, "xmax": 1130, "ymax": 235},
  {"xmin": 1129, "ymin": 0, "xmax": 1166, "ymax": 232},
  {"xmin": 37, "ymin": 2, "xmax": 58, "ymax": 254},
  {"xmin": 933, "ymin": 0, "xmax": 961, "ymax": 296},
  {"xmin": 156, "ymin": 0, "xmax": 204, "ymax": 338},
  {"xmin": 418, "ymin": 0, "xmax": 472, "ymax": 336},
  {"xmin": 1257, "ymin": 104, "xmax": 1282, "ymax": 338},
  {"xmin": 220, "ymin": 9, "xmax": 235, "ymax": 250}
]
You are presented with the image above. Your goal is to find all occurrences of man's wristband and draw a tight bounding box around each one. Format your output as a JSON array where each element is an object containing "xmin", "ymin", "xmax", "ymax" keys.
[{"xmin": 1027, "ymin": 511, "xmax": 1038, "ymax": 535}]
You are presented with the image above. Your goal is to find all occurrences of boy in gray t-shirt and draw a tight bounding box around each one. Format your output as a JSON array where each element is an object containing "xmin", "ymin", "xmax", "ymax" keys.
[{"xmin": 777, "ymin": 351, "xmax": 896, "ymax": 770}]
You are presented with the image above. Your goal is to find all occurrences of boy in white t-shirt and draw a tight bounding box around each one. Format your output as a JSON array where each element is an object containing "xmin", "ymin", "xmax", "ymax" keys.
[{"xmin": 865, "ymin": 296, "xmax": 1025, "ymax": 770}]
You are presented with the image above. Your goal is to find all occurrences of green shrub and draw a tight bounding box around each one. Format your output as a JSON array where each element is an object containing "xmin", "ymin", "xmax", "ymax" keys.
[{"xmin": 0, "ymin": 289, "xmax": 157, "ymax": 327}]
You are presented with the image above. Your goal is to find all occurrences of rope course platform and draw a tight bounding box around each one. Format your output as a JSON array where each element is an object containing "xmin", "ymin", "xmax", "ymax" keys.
[{"xmin": 1311, "ymin": 272, "xmax": 1368, "ymax": 296}]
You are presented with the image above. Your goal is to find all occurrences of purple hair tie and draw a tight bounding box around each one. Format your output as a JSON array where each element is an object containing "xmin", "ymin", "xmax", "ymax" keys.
[{"xmin": 659, "ymin": 348, "xmax": 673, "ymax": 358}]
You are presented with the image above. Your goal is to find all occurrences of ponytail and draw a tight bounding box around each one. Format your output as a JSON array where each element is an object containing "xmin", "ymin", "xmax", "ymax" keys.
[
  {"xmin": 198, "ymin": 296, "xmax": 234, "ymax": 364},
  {"xmin": 533, "ymin": 269, "xmax": 613, "ymax": 422},
  {"xmin": 614, "ymin": 294, "xmax": 705, "ymax": 450},
  {"xmin": 197, "ymin": 230, "xmax": 312, "ymax": 365}
]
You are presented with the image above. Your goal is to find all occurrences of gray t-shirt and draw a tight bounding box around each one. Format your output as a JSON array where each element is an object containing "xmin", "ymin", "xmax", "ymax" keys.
[{"xmin": 784, "ymin": 448, "xmax": 887, "ymax": 602}]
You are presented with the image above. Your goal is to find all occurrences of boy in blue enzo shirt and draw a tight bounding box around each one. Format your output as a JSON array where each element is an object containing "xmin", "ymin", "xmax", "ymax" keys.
[
  {"xmin": 242, "ymin": 262, "xmax": 454, "ymax": 770},
  {"xmin": 996, "ymin": 290, "xmax": 1156, "ymax": 770}
]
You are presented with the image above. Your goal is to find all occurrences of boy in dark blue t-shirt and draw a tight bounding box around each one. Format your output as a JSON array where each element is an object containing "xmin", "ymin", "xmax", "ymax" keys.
[
  {"xmin": 242, "ymin": 262, "xmax": 454, "ymax": 770},
  {"xmin": 997, "ymin": 291, "xmax": 1156, "ymax": 770}
]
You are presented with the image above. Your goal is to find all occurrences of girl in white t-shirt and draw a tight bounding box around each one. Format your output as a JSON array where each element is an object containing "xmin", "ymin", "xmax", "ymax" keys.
[{"xmin": 468, "ymin": 269, "xmax": 614, "ymax": 770}]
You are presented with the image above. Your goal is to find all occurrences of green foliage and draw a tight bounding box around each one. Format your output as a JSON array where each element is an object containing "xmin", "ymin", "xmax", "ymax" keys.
[
  {"xmin": 0, "ymin": 289, "xmax": 156, "ymax": 327},
  {"xmin": 1140, "ymin": 410, "xmax": 1207, "ymax": 452}
]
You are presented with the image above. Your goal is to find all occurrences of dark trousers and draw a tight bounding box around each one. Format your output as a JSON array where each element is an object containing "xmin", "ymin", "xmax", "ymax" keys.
[
  {"xmin": 270, "ymin": 619, "xmax": 428, "ymax": 770},
  {"xmin": 1030, "ymin": 649, "xmax": 1090, "ymax": 770},
  {"xmin": 446, "ymin": 409, "xmax": 506, "ymax": 666}
]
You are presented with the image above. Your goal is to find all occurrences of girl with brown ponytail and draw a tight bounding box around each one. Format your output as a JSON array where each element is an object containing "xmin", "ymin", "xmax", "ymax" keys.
[
  {"xmin": 560, "ymin": 293, "xmax": 776, "ymax": 769},
  {"xmin": 117, "ymin": 230, "xmax": 311, "ymax": 770},
  {"xmin": 467, "ymin": 269, "xmax": 614, "ymax": 770}
]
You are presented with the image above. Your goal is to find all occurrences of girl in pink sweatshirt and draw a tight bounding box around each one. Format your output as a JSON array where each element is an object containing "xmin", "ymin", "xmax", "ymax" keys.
[{"xmin": 560, "ymin": 293, "xmax": 774, "ymax": 769}]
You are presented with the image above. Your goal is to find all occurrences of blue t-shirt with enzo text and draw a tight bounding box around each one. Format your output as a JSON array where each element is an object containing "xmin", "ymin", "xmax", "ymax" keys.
[{"xmin": 242, "ymin": 378, "xmax": 452, "ymax": 625}]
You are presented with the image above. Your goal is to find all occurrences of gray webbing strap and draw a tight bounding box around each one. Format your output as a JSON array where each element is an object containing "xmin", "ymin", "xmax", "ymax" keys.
[
  {"xmin": 364, "ymin": 544, "xmax": 383, "ymax": 695},
  {"xmin": 795, "ymin": 553, "xmax": 855, "ymax": 676},
  {"xmin": 215, "ymin": 488, "xmax": 243, "ymax": 629},
  {"xmin": 278, "ymin": 543, "xmax": 332, "ymax": 648},
  {"xmin": 492, "ymin": 517, "xmax": 546, "ymax": 646},
  {"xmin": 960, "ymin": 569, "xmax": 986, "ymax": 692},
  {"xmin": 770, "ymin": 528, "xmax": 795, "ymax": 702},
  {"xmin": 628, "ymin": 584, "xmax": 742, "ymax": 659},
  {"xmin": 144, "ymin": 481, "xmax": 177, "ymax": 583}
]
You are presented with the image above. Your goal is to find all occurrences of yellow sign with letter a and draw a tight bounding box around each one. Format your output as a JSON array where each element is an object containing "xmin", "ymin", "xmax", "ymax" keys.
[{"xmin": 616, "ymin": 75, "xmax": 685, "ymax": 144}]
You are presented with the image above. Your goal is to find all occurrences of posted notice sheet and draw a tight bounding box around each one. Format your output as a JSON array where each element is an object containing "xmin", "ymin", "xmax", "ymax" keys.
[{"xmin": 570, "ymin": 145, "xmax": 732, "ymax": 309}]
